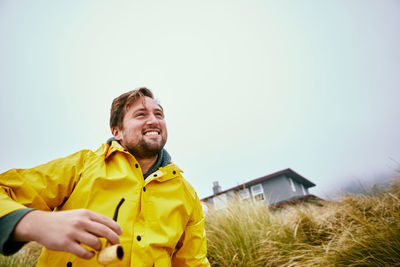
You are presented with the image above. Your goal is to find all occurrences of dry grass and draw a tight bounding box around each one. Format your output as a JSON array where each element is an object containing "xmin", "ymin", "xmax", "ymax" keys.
[
  {"xmin": 0, "ymin": 242, "xmax": 42, "ymax": 267},
  {"xmin": 205, "ymin": 176, "xmax": 400, "ymax": 266}
]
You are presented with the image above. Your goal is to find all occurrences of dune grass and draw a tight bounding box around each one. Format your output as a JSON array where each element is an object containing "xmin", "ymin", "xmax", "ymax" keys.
[
  {"xmin": 1, "ymin": 176, "xmax": 399, "ymax": 266},
  {"xmin": 205, "ymin": 176, "xmax": 400, "ymax": 266},
  {"xmin": 0, "ymin": 242, "xmax": 41, "ymax": 267}
]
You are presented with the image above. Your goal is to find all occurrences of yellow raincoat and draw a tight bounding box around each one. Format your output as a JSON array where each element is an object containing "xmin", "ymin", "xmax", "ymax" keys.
[{"xmin": 0, "ymin": 141, "xmax": 209, "ymax": 266}]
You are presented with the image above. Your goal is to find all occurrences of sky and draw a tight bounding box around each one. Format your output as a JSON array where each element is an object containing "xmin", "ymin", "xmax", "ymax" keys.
[{"xmin": 0, "ymin": 0, "xmax": 399, "ymax": 199}]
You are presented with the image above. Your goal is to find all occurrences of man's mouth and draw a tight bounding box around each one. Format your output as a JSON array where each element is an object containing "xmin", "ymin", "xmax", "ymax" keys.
[
  {"xmin": 143, "ymin": 129, "xmax": 160, "ymax": 136},
  {"xmin": 144, "ymin": 131, "xmax": 159, "ymax": 136}
]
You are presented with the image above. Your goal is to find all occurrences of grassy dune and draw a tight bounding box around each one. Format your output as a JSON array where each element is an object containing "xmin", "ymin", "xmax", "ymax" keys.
[
  {"xmin": 0, "ymin": 242, "xmax": 41, "ymax": 267},
  {"xmin": 206, "ymin": 176, "xmax": 400, "ymax": 266},
  {"xmin": 1, "ymin": 176, "xmax": 399, "ymax": 266}
]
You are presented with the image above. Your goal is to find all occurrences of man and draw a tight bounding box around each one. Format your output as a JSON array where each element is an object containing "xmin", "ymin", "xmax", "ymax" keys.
[{"xmin": 0, "ymin": 88, "xmax": 210, "ymax": 266}]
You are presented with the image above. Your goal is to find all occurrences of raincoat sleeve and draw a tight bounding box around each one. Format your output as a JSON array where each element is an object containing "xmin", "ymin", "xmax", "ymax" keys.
[
  {"xmin": 0, "ymin": 208, "xmax": 34, "ymax": 255},
  {"xmin": 172, "ymin": 192, "xmax": 210, "ymax": 266},
  {"xmin": 0, "ymin": 150, "xmax": 91, "ymax": 254}
]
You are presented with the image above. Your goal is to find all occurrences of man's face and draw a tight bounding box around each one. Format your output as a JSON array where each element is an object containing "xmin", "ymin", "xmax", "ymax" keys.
[{"xmin": 112, "ymin": 96, "xmax": 167, "ymax": 159}]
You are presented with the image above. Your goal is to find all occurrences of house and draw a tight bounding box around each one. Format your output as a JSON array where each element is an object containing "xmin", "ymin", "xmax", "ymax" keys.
[{"xmin": 201, "ymin": 168, "xmax": 320, "ymax": 210}]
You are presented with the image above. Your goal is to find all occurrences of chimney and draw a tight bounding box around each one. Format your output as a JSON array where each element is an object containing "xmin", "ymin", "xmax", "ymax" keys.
[{"xmin": 212, "ymin": 181, "xmax": 221, "ymax": 195}]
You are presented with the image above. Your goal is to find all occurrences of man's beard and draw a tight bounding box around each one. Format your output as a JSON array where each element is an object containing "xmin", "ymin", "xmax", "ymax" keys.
[{"xmin": 126, "ymin": 138, "xmax": 166, "ymax": 159}]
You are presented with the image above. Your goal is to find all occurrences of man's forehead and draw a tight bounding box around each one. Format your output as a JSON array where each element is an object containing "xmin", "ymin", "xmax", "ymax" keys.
[{"xmin": 128, "ymin": 97, "xmax": 163, "ymax": 111}]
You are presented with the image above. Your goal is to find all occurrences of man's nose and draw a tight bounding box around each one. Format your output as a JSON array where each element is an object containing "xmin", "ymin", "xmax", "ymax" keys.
[{"xmin": 146, "ymin": 113, "xmax": 159, "ymax": 126}]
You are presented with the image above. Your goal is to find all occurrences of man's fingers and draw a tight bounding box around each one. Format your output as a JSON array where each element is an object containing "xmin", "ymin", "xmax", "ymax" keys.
[
  {"xmin": 87, "ymin": 210, "xmax": 123, "ymax": 235},
  {"xmin": 69, "ymin": 210, "xmax": 123, "ymax": 248},
  {"xmin": 84, "ymin": 220, "xmax": 121, "ymax": 245},
  {"xmin": 76, "ymin": 232, "xmax": 102, "ymax": 251},
  {"xmin": 68, "ymin": 243, "xmax": 95, "ymax": 260}
]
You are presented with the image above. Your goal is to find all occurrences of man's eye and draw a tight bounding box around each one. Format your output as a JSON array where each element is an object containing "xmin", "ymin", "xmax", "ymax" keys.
[{"xmin": 136, "ymin": 113, "xmax": 145, "ymax": 117}]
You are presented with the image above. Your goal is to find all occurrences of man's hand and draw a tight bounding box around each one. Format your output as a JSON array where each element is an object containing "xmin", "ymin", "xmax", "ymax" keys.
[{"xmin": 12, "ymin": 209, "xmax": 123, "ymax": 259}]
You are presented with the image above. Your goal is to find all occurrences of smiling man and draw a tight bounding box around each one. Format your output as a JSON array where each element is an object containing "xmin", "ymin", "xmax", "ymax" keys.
[{"xmin": 0, "ymin": 88, "xmax": 210, "ymax": 266}]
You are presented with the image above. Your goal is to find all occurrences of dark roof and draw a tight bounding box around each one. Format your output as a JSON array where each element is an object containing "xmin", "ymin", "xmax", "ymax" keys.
[{"xmin": 201, "ymin": 168, "xmax": 316, "ymax": 201}]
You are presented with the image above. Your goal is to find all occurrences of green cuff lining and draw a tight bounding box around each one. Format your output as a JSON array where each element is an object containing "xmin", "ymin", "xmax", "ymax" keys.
[{"xmin": 0, "ymin": 208, "xmax": 34, "ymax": 255}]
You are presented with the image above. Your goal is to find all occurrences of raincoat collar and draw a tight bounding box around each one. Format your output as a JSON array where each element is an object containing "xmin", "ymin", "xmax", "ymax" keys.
[
  {"xmin": 104, "ymin": 138, "xmax": 177, "ymax": 182},
  {"xmin": 105, "ymin": 139, "xmax": 126, "ymax": 158},
  {"xmin": 105, "ymin": 138, "xmax": 171, "ymax": 164},
  {"xmin": 143, "ymin": 148, "xmax": 171, "ymax": 179}
]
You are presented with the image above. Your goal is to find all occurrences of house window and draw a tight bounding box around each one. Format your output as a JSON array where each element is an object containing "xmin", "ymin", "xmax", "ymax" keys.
[
  {"xmin": 251, "ymin": 184, "xmax": 265, "ymax": 201},
  {"xmin": 213, "ymin": 193, "xmax": 228, "ymax": 210},
  {"xmin": 289, "ymin": 178, "xmax": 296, "ymax": 192},
  {"xmin": 301, "ymin": 184, "xmax": 307, "ymax": 195},
  {"xmin": 239, "ymin": 188, "xmax": 250, "ymax": 200}
]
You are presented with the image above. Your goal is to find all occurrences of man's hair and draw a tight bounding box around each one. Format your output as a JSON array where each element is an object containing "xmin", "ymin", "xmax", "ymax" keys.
[{"xmin": 110, "ymin": 87, "xmax": 154, "ymax": 129}]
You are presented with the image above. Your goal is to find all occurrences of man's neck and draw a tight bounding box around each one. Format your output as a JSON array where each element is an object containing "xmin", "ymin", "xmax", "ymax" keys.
[{"xmin": 137, "ymin": 156, "xmax": 158, "ymax": 175}]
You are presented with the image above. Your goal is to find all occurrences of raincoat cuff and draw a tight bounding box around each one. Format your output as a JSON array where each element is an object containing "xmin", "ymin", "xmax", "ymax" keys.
[{"xmin": 0, "ymin": 208, "xmax": 35, "ymax": 255}]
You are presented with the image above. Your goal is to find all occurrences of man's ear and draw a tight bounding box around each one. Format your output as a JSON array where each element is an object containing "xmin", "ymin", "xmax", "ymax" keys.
[{"xmin": 112, "ymin": 127, "xmax": 122, "ymax": 141}]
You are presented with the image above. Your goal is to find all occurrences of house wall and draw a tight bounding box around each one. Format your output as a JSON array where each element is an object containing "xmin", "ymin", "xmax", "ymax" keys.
[
  {"xmin": 260, "ymin": 175, "xmax": 293, "ymax": 204},
  {"xmin": 250, "ymin": 175, "xmax": 309, "ymax": 205},
  {"xmin": 205, "ymin": 191, "xmax": 236, "ymax": 210},
  {"xmin": 290, "ymin": 175, "xmax": 310, "ymax": 196},
  {"xmin": 205, "ymin": 197, "xmax": 214, "ymax": 207}
]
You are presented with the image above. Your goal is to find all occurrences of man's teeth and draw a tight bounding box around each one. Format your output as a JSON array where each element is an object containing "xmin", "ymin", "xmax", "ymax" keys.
[{"xmin": 145, "ymin": 131, "xmax": 159, "ymax": 136}]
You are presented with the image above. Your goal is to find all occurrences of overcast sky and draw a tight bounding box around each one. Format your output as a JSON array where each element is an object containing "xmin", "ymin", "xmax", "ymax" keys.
[{"xmin": 1, "ymin": 0, "xmax": 399, "ymax": 199}]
